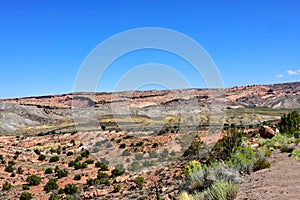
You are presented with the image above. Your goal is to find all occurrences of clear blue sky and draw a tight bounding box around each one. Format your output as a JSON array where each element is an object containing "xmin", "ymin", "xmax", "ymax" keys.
[{"xmin": 1, "ymin": 0, "xmax": 300, "ymax": 98}]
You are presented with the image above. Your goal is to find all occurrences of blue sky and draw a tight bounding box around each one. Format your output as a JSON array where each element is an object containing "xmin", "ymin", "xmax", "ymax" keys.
[{"xmin": 0, "ymin": 0, "xmax": 300, "ymax": 98}]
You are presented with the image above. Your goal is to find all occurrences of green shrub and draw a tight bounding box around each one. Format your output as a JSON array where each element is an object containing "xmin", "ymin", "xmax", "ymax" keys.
[
  {"xmin": 44, "ymin": 178, "xmax": 58, "ymax": 193},
  {"xmin": 20, "ymin": 192, "xmax": 32, "ymax": 200},
  {"xmin": 280, "ymin": 145, "xmax": 294, "ymax": 153},
  {"xmin": 34, "ymin": 149, "xmax": 41, "ymax": 155},
  {"xmin": 207, "ymin": 181, "xmax": 238, "ymax": 200},
  {"xmin": 136, "ymin": 141, "xmax": 144, "ymax": 147},
  {"xmin": 95, "ymin": 161, "xmax": 109, "ymax": 171},
  {"xmin": 278, "ymin": 111, "xmax": 300, "ymax": 134},
  {"xmin": 210, "ymin": 132, "xmax": 243, "ymax": 162},
  {"xmin": 119, "ymin": 143, "xmax": 126, "ymax": 149},
  {"xmin": 258, "ymin": 148, "xmax": 272, "ymax": 157},
  {"xmin": 74, "ymin": 162, "xmax": 87, "ymax": 170},
  {"xmin": 8, "ymin": 160, "xmax": 16, "ymax": 165},
  {"xmin": 17, "ymin": 166, "xmax": 24, "ymax": 174},
  {"xmin": 134, "ymin": 153, "xmax": 143, "ymax": 160},
  {"xmin": 87, "ymin": 178, "xmax": 100, "ymax": 186},
  {"xmin": 98, "ymin": 171, "xmax": 109, "ymax": 178},
  {"xmin": 74, "ymin": 174, "xmax": 81, "ymax": 180},
  {"xmin": 84, "ymin": 159, "xmax": 94, "ymax": 164},
  {"xmin": 38, "ymin": 154, "xmax": 46, "ymax": 161},
  {"xmin": 111, "ymin": 168, "xmax": 125, "ymax": 177},
  {"xmin": 68, "ymin": 160, "xmax": 76, "ymax": 167},
  {"xmin": 2, "ymin": 181, "xmax": 12, "ymax": 191},
  {"xmin": 227, "ymin": 146, "xmax": 255, "ymax": 174},
  {"xmin": 127, "ymin": 161, "xmax": 142, "ymax": 172},
  {"xmin": 75, "ymin": 155, "xmax": 82, "ymax": 162},
  {"xmin": 56, "ymin": 169, "xmax": 68, "ymax": 178},
  {"xmin": 113, "ymin": 184, "xmax": 121, "ymax": 192},
  {"xmin": 262, "ymin": 134, "xmax": 289, "ymax": 150},
  {"xmin": 253, "ymin": 157, "xmax": 270, "ymax": 171},
  {"xmin": 58, "ymin": 188, "xmax": 65, "ymax": 194},
  {"xmin": 54, "ymin": 166, "xmax": 60, "ymax": 172},
  {"xmin": 291, "ymin": 149, "xmax": 300, "ymax": 160},
  {"xmin": 26, "ymin": 175, "xmax": 41, "ymax": 186},
  {"xmin": 22, "ymin": 184, "xmax": 30, "ymax": 190},
  {"xmin": 67, "ymin": 151, "xmax": 74, "ymax": 156},
  {"xmin": 81, "ymin": 150, "xmax": 90, "ymax": 158},
  {"xmin": 49, "ymin": 156, "xmax": 59, "ymax": 163},
  {"xmin": 45, "ymin": 168, "xmax": 53, "ymax": 174},
  {"xmin": 134, "ymin": 176, "xmax": 144, "ymax": 189},
  {"xmin": 64, "ymin": 184, "xmax": 78, "ymax": 195},
  {"xmin": 177, "ymin": 191, "xmax": 195, "ymax": 200},
  {"xmin": 122, "ymin": 150, "xmax": 131, "ymax": 156},
  {"xmin": 149, "ymin": 151, "xmax": 158, "ymax": 158},
  {"xmin": 184, "ymin": 161, "xmax": 207, "ymax": 190},
  {"xmin": 49, "ymin": 194, "xmax": 60, "ymax": 200}
]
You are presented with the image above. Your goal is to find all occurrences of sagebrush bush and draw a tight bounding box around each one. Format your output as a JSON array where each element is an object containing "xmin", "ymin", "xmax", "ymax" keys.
[
  {"xmin": 226, "ymin": 146, "xmax": 256, "ymax": 174},
  {"xmin": 64, "ymin": 184, "xmax": 78, "ymax": 195},
  {"xmin": 44, "ymin": 178, "xmax": 58, "ymax": 193},
  {"xmin": 184, "ymin": 161, "xmax": 206, "ymax": 190},
  {"xmin": 291, "ymin": 149, "xmax": 300, "ymax": 160},
  {"xmin": 262, "ymin": 134, "xmax": 289, "ymax": 150},
  {"xmin": 49, "ymin": 156, "xmax": 59, "ymax": 163},
  {"xmin": 26, "ymin": 175, "xmax": 41, "ymax": 186},
  {"xmin": 2, "ymin": 181, "xmax": 12, "ymax": 191},
  {"xmin": 134, "ymin": 176, "xmax": 144, "ymax": 189},
  {"xmin": 206, "ymin": 162, "xmax": 240, "ymax": 184},
  {"xmin": 95, "ymin": 161, "xmax": 109, "ymax": 171},
  {"xmin": 178, "ymin": 181, "xmax": 238, "ymax": 200},
  {"xmin": 20, "ymin": 191, "xmax": 32, "ymax": 200},
  {"xmin": 178, "ymin": 191, "xmax": 194, "ymax": 200},
  {"xmin": 207, "ymin": 181, "xmax": 238, "ymax": 200},
  {"xmin": 253, "ymin": 157, "xmax": 270, "ymax": 171},
  {"xmin": 113, "ymin": 184, "xmax": 121, "ymax": 192},
  {"xmin": 280, "ymin": 145, "xmax": 294, "ymax": 153}
]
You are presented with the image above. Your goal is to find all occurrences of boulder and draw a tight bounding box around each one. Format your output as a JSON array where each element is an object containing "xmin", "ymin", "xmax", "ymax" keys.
[{"xmin": 259, "ymin": 125, "xmax": 277, "ymax": 138}]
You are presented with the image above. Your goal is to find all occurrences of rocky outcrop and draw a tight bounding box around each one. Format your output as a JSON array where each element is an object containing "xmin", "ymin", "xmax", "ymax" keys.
[{"xmin": 259, "ymin": 125, "xmax": 278, "ymax": 138}]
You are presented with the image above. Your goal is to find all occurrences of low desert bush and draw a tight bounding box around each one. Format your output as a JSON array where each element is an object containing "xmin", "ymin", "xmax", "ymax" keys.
[
  {"xmin": 253, "ymin": 157, "xmax": 270, "ymax": 171},
  {"xmin": 280, "ymin": 145, "xmax": 294, "ymax": 153},
  {"xmin": 56, "ymin": 169, "xmax": 68, "ymax": 178},
  {"xmin": 206, "ymin": 181, "xmax": 238, "ymax": 200},
  {"xmin": 291, "ymin": 149, "xmax": 300, "ymax": 160},
  {"xmin": 38, "ymin": 154, "xmax": 46, "ymax": 161},
  {"xmin": 20, "ymin": 192, "xmax": 32, "ymax": 200},
  {"xmin": 2, "ymin": 181, "xmax": 12, "ymax": 191},
  {"xmin": 44, "ymin": 178, "xmax": 58, "ymax": 193},
  {"xmin": 64, "ymin": 184, "xmax": 78, "ymax": 195},
  {"xmin": 22, "ymin": 184, "xmax": 30, "ymax": 190},
  {"xmin": 49, "ymin": 156, "xmax": 59, "ymax": 163},
  {"xmin": 95, "ymin": 161, "xmax": 109, "ymax": 171},
  {"xmin": 134, "ymin": 176, "xmax": 144, "ymax": 189},
  {"xmin": 26, "ymin": 175, "xmax": 41, "ymax": 186},
  {"xmin": 45, "ymin": 168, "xmax": 53, "ymax": 174},
  {"xmin": 226, "ymin": 146, "xmax": 256, "ymax": 174},
  {"xmin": 261, "ymin": 134, "xmax": 289, "ymax": 150},
  {"xmin": 5, "ymin": 164, "xmax": 14, "ymax": 172},
  {"xmin": 74, "ymin": 174, "xmax": 81, "ymax": 180},
  {"xmin": 113, "ymin": 184, "xmax": 121, "ymax": 192},
  {"xmin": 178, "ymin": 181, "xmax": 238, "ymax": 200}
]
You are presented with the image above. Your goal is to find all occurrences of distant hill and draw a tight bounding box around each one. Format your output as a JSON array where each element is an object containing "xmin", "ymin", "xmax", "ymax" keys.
[{"xmin": 1, "ymin": 81, "xmax": 300, "ymax": 134}]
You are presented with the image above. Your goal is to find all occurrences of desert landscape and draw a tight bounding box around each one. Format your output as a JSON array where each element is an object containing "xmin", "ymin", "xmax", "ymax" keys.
[
  {"xmin": 0, "ymin": 82, "xmax": 300, "ymax": 199},
  {"xmin": 1, "ymin": 1, "xmax": 299, "ymax": 199}
]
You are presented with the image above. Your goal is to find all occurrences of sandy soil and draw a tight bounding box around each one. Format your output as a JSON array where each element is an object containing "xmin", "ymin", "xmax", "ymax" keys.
[{"xmin": 236, "ymin": 149, "xmax": 300, "ymax": 200}]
